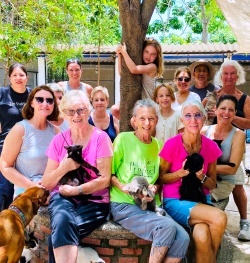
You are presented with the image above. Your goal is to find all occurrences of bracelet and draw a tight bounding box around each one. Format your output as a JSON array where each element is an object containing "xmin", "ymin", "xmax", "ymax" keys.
[
  {"xmin": 201, "ymin": 174, "xmax": 207, "ymax": 184},
  {"xmin": 78, "ymin": 185, "xmax": 83, "ymax": 195}
]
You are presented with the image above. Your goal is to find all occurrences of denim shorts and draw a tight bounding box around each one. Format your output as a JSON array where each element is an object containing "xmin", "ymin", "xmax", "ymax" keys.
[
  {"xmin": 48, "ymin": 193, "xmax": 109, "ymax": 248},
  {"xmin": 110, "ymin": 202, "xmax": 190, "ymax": 259},
  {"xmin": 163, "ymin": 195, "xmax": 212, "ymax": 227}
]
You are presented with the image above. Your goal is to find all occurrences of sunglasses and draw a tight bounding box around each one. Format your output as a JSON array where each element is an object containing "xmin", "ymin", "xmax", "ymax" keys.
[
  {"xmin": 35, "ymin": 97, "xmax": 54, "ymax": 105},
  {"xmin": 177, "ymin": 77, "xmax": 190, "ymax": 82},
  {"xmin": 63, "ymin": 108, "xmax": 88, "ymax": 116},
  {"xmin": 183, "ymin": 112, "xmax": 204, "ymax": 121}
]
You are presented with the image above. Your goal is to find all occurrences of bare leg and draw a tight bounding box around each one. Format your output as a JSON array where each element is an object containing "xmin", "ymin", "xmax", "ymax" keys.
[
  {"xmin": 232, "ymin": 185, "xmax": 247, "ymax": 219},
  {"xmin": 54, "ymin": 245, "xmax": 77, "ymax": 263},
  {"xmin": 189, "ymin": 204, "xmax": 227, "ymax": 263},
  {"xmin": 193, "ymin": 223, "xmax": 213, "ymax": 263},
  {"xmin": 149, "ymin": 246, "xmax": 168, "ymax": 263}
]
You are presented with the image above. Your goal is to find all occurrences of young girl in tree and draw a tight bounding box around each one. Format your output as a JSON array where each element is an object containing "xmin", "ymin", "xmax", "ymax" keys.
[
  {"xmin": 153, "ymin": 83, "xmax": 184, "ymax": 143},
  {"xmin": 111, "ymin": 38, "xmax": 164, "ymax": 120}
]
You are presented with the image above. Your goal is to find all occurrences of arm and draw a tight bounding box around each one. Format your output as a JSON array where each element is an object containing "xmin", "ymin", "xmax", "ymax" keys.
[
  {"xmin": 0, "ymin": 124, "xmax": 41, "ymax": 189},
  {"xmin": 84, "ymin": 83, "xmax": 93, "ymax": 100},
  {"xmin": 216, "ymin": 130, "xmax": 245, "ymax": 174},
  {"xmin": 113, "ymin": 116, "xmax": 120, "ymax": 136},
  {"xmin": 232, "ymin": 96, "xmax": 250, "ymax": 129},
  {"xmin": 158, "ymin": 158, "xmax": 189, "ymax": 184},
  {"xmin": 120, "ymin": 43, "xmax": 157, "ymax": 76}
]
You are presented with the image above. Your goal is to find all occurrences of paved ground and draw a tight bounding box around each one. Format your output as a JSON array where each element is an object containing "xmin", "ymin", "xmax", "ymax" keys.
[{"xmin": 219, "ymin": 143, "xmax": 250, "ymax": 262}]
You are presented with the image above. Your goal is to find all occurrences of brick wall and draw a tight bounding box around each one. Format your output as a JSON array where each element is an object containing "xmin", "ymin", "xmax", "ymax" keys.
[{"xmin": 30, "ymin": 206, "xmax": 153, "ymax": 263}]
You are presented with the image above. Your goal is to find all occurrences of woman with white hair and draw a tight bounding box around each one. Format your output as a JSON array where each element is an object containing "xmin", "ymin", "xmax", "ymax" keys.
[
  {"xmin": 42, "ymin": 90, "xmax": 113, "ymax": 263},
  {"xmin": 202, "ymin": 60, "xmax": 250, "ymax": 241},
  {"xmin": 159, "ymin": 100, "xmax": 227, "ymax": 263}
]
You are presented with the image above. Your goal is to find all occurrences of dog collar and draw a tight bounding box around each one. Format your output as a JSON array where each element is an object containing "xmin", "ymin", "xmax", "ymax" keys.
[{"xmin": 9, "ymin": 205, "xmax": 26, "ymax": 227}]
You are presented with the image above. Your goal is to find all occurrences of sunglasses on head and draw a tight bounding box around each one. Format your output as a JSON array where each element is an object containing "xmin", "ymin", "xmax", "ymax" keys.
[
  {"xmin": 35, "ymin": 97, "xmax": 54, "ymax": 105},
  {"xmin": 183, "ymin": 112, "xmax": 204, "ymax": 121},
  {"xmin": 177, "ymin": 77, "xmax": 190, "ymax": 82},
  {"xmin": 63, "ymin": 108, "xmax": 88, "ymax": 116}
]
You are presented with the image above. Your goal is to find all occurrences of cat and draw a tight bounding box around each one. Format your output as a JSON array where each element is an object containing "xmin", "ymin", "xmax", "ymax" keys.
[
  {"xmin": 204, "ymin": 90, "xmax": 217, "ymax": 125},
  {"xmin": 77, "ymin": 247, "xmax": 105, "ymax": 263},
  {"xmin": 122, "ymin": 176, "xmax": 166, "ymax": 216},
  {"xmin": 19, "ymin": 231, "xmax": 38, "ymax": 263},
  {"xmin": 59, "ymin": 145, "xmax": 102, "ymax": 201},
  {"xmin": 179, "ymin": 153, "xmax": 209, "ymax": 204}
]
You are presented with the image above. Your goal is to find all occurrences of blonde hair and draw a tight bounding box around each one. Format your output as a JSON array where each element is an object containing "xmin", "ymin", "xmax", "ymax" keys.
[
  {"xmin": 153, "ymin": 83, "xmax": 175, "ymax": 103},
  {"xmin": 91, "ymin": 86, "xmax": 109, "ymax": 101},
  {"xmin": 143, "ymin": 38, "xmax": 164, "ymax": 77}
]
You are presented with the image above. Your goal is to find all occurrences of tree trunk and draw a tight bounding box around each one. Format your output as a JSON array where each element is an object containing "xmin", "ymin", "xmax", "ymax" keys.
[{"xmin": 118, "ymin": 0, "xmax": 157, "ymax": 131}]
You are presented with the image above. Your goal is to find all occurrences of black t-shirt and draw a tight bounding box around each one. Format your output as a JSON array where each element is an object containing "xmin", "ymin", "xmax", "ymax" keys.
[{"xmin": 0, "ymin": 86, "xmax": 31, "ymax": 149}]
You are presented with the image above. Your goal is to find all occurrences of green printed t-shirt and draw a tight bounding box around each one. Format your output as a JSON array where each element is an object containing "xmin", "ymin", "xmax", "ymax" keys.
[{"xmin": 110, "ymin": 131, "xmax": 163, "ymax": 205}]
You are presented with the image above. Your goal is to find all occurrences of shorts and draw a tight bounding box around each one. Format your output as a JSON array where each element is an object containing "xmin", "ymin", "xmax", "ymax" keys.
[
  {"xmin": 211, "ymin": 181, "xmax": 235, "ymax": 201},
  {"xmin": 110, "ymin": 202, "xmax": 189, "ymax": 259},
  {"xmin": 163, "ymin": 195, "xmax": 212, "ymax": 227},
  {"xmin": 48, "ymin": 193, "xmax": 109, "ymax": 248},
  {"xmin": 235, "ymin": 161, "xmax": 246, "ymax": 185}
]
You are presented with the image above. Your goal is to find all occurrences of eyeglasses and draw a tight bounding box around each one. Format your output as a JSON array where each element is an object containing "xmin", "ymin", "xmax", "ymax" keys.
[
  {"xmin": 63, "ymin": 108, "xmax": 88, "ymax": 116},
  {"xmin": 183, "ymin": 112, "xmax": 204, "ymax": 121},
  {"xmin": 177, "ymin": 77, "xmax": 190, "ymax": 82},
  {"xmin": 34, "ymin": 97, "xmax": 54, "ymax": 105}
]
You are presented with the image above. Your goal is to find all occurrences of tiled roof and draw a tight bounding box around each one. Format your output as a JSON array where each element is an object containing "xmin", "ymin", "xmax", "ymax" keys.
[{"xmin": 41, "ymin": 43, "xmax": 239, "ymax": 54}]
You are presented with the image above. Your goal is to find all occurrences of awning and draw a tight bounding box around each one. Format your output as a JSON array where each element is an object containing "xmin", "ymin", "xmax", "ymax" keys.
[{"xmin": 216, "ymin": 0, "xmax": 250, "ymax": 54}]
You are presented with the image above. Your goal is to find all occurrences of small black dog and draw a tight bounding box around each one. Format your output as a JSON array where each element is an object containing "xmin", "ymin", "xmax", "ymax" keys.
[
  {"xmin": 179, "ymin": 153, "xmax": 208, "ymax": 204},
  {"xmin": 59, "ymin": 145, "xmax": 102, "ymax": 201},
  {"xmin": 245, "ymin": 167, "xmax": 250, "ymax": 184}
]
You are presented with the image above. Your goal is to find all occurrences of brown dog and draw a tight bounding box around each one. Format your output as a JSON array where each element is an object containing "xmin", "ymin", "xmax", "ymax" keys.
[{"xmin": 0, "ymin": 187, "xmax": 49, "ymax": 263}]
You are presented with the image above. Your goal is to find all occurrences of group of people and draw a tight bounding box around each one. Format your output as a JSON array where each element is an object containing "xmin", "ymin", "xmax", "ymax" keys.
[{"xmin": 0, "ymin": 39, "xmax": 249, "ymax": 263}]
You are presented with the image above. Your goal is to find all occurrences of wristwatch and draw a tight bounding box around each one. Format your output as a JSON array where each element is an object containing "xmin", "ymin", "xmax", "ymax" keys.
[{"xmin": 201, "ymin": 174, "xmax": 207, "ymax": 184}]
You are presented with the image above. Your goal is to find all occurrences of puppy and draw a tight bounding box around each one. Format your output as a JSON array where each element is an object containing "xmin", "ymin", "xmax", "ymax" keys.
[
  {"xmin": 0, "ymin": 187, "xmax": 49, "ymax": 263},
  {"xmin": 19, "ymin": 231, "xmax": 39, "ymax": 263},
  {"xmin": 179, "ymin": 153, "xmax": 208, "ymax": 204},
  {"xmin": 204, "ymin": 90, "xmax": 217, "ymax": 125},
  {"xmin": 77, "ymin": 247, "xmax": 105, "ymax": 263},
  {"xmin": 123, "ymin": 176, "xmax": 166, "ymax": 216},
  {"xmin": 245, "ymin": 168, "xmax": 250, "ymax": 184}
]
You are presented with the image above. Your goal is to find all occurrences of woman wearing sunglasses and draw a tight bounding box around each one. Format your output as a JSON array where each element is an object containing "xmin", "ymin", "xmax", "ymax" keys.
[
  {"xmin": 158, "ymin": 100, "xmax": 227, "ymax": 263},
  {"xmin": 42, "ymin": 90, "xmax": 113, "ymax": 263},
  {"xmin": 171, "ymin": 67, "xmax": 201, "ymax": 113},
  {"xmin": 0, "ymin": 85, "xmax": 60, "ymax": 197}
]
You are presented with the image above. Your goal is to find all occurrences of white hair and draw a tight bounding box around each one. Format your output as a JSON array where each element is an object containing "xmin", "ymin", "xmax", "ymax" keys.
[
  {"xmin": 180, "ymin": 100, "xmax": 207, "ymax": 118},
  {"xmin": 214, "ymin": 60, "xmax": 246, "ymax": 86}
]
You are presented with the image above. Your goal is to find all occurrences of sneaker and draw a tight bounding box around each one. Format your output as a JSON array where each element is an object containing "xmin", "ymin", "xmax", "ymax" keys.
[{"xmin": 238, "ymin": 221, "xmax": 250, "ymax": 241}]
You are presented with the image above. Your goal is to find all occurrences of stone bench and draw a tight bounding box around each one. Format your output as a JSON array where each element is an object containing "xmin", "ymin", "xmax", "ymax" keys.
[{"xmin": 30, "ymin": 206, "xmax": 231, "ymax": 263}]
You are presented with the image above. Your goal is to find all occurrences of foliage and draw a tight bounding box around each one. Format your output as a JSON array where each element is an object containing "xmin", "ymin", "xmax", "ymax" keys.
[
  {"xmin": 0, "ymin": 0, "xmax": 120, "ymax": 84},
  {"xmin": 148, "ymin": 0, "xmax": 237, "ymax": 44}
]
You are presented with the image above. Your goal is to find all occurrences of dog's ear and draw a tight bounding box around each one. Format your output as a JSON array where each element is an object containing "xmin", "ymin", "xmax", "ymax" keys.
[
  {"xmin": 184, "ymin": 156, "xmax": 190, "ymax": 170},
  {"xmin": 31, "ymin": 197, "xmax": 40, "ymax": 215}
]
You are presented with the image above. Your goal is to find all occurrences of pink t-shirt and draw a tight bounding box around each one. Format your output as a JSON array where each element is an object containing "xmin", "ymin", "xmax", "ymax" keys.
[
  {"xmin": 46, "ymin": 127, "xmax": 113, "ymax": 203},
  {"xmin": 159, "ymin": 133, "xmax": 222, "ymax": 198}
]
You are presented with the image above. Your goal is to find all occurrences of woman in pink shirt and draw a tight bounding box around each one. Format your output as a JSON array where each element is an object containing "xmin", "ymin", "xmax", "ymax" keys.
[
  {"xmin": 42, "ymin": 90, "xmax": 113, "ymax": 263},
  {"xmin": 159, "ymin": 100, "xmax": 227, "ymax": 263}
]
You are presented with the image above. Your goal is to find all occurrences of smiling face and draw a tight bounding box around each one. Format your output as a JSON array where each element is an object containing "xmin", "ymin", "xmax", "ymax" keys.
[
  {"xmin": 142, "ymin": 45, "xmax": 158, "ymax": 64},
  {"xmin": 156, "ymin": 86, "xmax": 173, "ymax": 109},
  {"xmin": 193, "ymin": 65, "xmax": 210, "ymax": 84},
  {"xmin": 216, "ymin": 99, "xmax": 236, "ymax": 124},
  {"xmin": 9, "ymin": 67, "xmax": 28, "ymax": 90},
  {"xmin": 134, "ymin": 107, "xmax": 158, "ymax": 136},
  {"xmin": 181, "ymin": 105, "xmax": 205, "ymax": 134},
  {"xmin": 92, "ymin": 91, "xmax": 109, "ymax": 111},
  {"xmin": 221, "ymin": 65, "xmax": 238, "ymax": 89},
  {"xmin": 175, "ymin": 71, "xmax": 191, "ymax": 91},
  {"xmin": 66, "ymin": 62, "xmax": 82, "ymax": 81},
  {"xmin": 31, "ymin": 90, "xmax": 54, "ymax": 118},
  {"xmin": 63, "ymin": 100, "xmax": 90, "ymax": 127}
]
